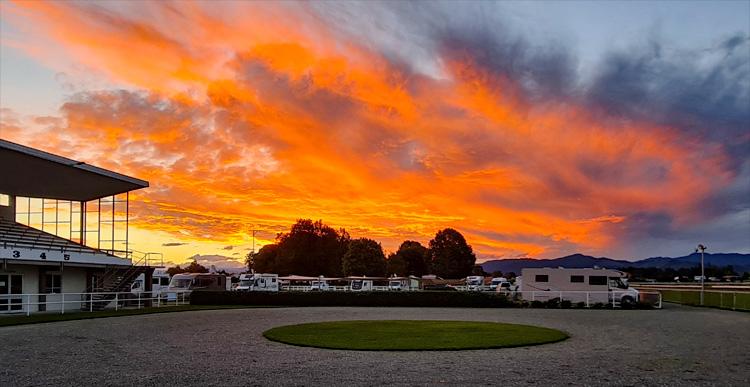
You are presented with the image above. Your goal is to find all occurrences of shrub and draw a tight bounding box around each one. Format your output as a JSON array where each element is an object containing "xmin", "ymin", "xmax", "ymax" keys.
[
  {"xmin": 575, "ymin": 302, "xmax": 586, "ymax": 309},
  {"xmin": 591, "ymin": 302, "xmax": 605, "ymax": 309},
  {"xmin": 191, "ymin": 290, "xmax": 519, "ymax": 308},
  {"xmin": 530, "ymin": 300, "xmax": 545, "ymax": 308},
  {"xmin": 560, "ymin": 300, "xmax": 572, "ymax": 309}
]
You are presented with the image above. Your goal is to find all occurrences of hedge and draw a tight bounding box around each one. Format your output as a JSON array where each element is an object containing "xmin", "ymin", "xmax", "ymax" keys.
[{"xmin": 190, "ymin": 290, "xmax": 519, "ymax": 308}]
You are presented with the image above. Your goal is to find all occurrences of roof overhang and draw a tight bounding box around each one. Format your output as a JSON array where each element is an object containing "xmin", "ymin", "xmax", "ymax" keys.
[{"xmin": 0, "ymin": 139, "xmax": 148, "ymax": 201}]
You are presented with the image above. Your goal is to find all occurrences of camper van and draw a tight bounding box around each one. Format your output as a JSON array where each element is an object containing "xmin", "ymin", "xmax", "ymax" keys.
[
  {"xmin": 520, "ymin": 268, "xmax": 639, "ymax": 307},
  {"xmin": 235, "ymin": 273, "xmax": 279, "ymax": 292},
  {"xmin": 309, "ymin": 279, "xmax": 330, "ymax": 291},
  {"xmin": 131, "ymin": 269, "xmax": 170, "ymax": 297},
  {"xmin": 350, "ymin": 279, "xmax": 373, "ymax": 291},
  {"xmin": 489, "ymin": 277, "xmax": 508, "ymax": 291},
  {"xmin": 164, "ymin": 273, "xmax": 230, "ymax": 301},
  {"xmin": 466, "ymin": 276, "xmax": 485, "ymax": 291}
]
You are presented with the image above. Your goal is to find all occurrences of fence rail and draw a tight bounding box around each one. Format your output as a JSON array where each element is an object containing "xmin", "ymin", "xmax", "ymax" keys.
[
  {"xmin": 655, "ymin": 289, "xmax": 749, "ymax": 311},
  {"xmin": 0, "ymin": 290, "xmax": 192, "ymax": 316}
]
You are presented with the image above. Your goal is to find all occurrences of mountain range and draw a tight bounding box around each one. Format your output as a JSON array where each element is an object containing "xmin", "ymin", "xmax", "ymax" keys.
[{"xmin": 480, "ymin": 253, "xmax": 750, "ymax": 275}]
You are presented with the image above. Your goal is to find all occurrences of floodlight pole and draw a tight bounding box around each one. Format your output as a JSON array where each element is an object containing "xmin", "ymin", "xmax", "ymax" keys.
[{"xmin": 696, "ymin": 244, "xmax": 707, "ymax": 305}]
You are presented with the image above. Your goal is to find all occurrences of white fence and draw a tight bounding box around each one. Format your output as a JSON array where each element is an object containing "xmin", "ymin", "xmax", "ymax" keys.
[
  {"xmin": 504, "ymin": 290, "xmax": 662, "ymax": 308},
  {"xmin": 0, "ymin": 290, "xmax": 192, "ymax": 316}
]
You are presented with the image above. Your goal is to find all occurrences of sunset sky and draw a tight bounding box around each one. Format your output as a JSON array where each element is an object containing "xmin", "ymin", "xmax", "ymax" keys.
[{"xmin": 1, "ymin": 1, "xmax": 748, "ymax": 269}]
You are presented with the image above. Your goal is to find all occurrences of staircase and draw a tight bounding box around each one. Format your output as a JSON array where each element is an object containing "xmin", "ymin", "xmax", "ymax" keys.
[{"xmin": 84, "ymin": 251, "xmax": 162, "ymax": 311}]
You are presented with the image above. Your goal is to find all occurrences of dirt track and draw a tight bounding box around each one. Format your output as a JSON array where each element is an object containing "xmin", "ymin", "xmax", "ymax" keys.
[{"xmin": 1, "ymin": 304, "xmax": 748, "ymax": 386}]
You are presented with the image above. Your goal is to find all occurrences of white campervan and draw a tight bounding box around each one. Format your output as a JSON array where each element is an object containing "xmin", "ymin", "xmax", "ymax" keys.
[
  {"xmin": 520, "ymin": 267, "xmax": 639, "ymax": 307},
  {"xmin": 164, "ymin": 273, "xmax": 231, "ymax": 301},
  {"xmin": 131, "ymin": 269, "xmax": 171, "ymax": 297},
  {"xmin": 489, "ymin": 277, "xmax": 508, "ymax": 291},
  {"xmin": 235, "ymin": 273, "xmax": 279, "ymax": 292},
  {"xmin": 466, "ymin": 276, "xmax": 485, "ymax": 291},
  {"xmin": 349, "ymin": 279, "xmax": 373, "ymax": 291}
]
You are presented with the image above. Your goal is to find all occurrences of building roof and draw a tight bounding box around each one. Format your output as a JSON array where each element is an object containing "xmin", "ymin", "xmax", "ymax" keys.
[{"xmin": 0, "ymin": 139, "xmax": 148, "ymax": 201}]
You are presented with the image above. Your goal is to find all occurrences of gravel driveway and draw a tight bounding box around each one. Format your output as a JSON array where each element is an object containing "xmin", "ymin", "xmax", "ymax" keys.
[{"xmin": 1, "ymin": 304, "xmax": 748, "ymax": 386}]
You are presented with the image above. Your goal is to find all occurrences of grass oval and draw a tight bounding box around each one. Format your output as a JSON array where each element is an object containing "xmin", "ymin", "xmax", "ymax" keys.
[{"xmin": 263, "ymin": 320, "xmax": 568, "ymax": 351}]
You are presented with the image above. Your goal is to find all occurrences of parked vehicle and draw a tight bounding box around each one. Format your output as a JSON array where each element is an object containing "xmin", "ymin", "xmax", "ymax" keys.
[
  {"xmin": 520, "ymin": 267, "xmax": 639, "ymax": 307},
  {"xmin": 466, "ymin": 276, "xmax": 485, "ymax": 291},
  {"xmin": 130, "ymin": 269, "xmax": 170, "ymax": 297},
  {"xmin": 388, "ymin": 280, "xmax": 402, "ymax": 291},
  {"xmin": 235, "ymin": 273, "xmax": 279, "ymax": 292},
  {"xmin": 350, "ymin": 279, "xmax": 373, "ymax": 291},
  {"xmin": 164, "ymin": 273, "xmax": 230, "ymax": 301},
  {"xmin": 310, "ymin": 279, "xmax": 331, "ymax": 291},
  {"xmin": 489, "ymin": 277, "xmax": 508, "ymax": 291}
]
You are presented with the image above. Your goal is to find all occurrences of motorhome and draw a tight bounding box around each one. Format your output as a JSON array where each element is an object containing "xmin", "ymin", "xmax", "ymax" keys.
[
  {"xmin": 131, "ymin": 269, "xmax": 170, "ymax": 297},
  {"xmin": 164, "ymin": 273, "xmax": 230, "ymax": 301},
  {"xmin": 235, "ymin": 273, "xmax": 279, "ymax": 292},
  {"xmin": 489, "ymin": 277, "xmax": 508, "ymax": 291},
  {"xmin": 349, "ymin": 278, "xmax": 373, "ymax": 291},
  {"xmin": 309, "ymin": 279, "xmax": 330, "ymax": 291},
  {"xmin": 466, "ymin": 276, "xmax": 485, "ymax": 291},
  {"xmin": 520, "ymin": 268, "xmax": 639, "ymax": 307}
]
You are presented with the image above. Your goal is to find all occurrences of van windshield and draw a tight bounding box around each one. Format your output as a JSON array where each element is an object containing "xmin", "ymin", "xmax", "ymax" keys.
[
  {"xmin": 170, "ymin": 278, "xmax": 192, "ymax": 289},
  {"xmin": 609, "ymin": 277, "xmax": 629, "ymax": 289}
]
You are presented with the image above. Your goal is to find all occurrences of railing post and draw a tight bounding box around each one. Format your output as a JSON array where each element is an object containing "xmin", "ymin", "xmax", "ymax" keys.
[
  {"xmin": 115, "ymin": 293, "xmax": 118, "ymax": 311},
  {"xmin": 61, "ymin": 293, "xmax": 65, "ymax": 315},
  {"xmin": 26, "ymin": 294, "xmax": 30, "ymax": 316},
  {"xmin": 138, "ymin": 292, "xmax": 141, "ymax": 309},
  {"xmin": 586, "ymin": 292, "xmax": 590, "ymax": 308},
  {"xmin": 559, "ymin": 291, "xmax": 563, "ymax": 308},
  {"xmin": 733, "ymin": 292, "xmax": 736, "ymax": 311},
  {"xmin": 89, "ymin": 293, "xmax": 93, "ymax": 312}
]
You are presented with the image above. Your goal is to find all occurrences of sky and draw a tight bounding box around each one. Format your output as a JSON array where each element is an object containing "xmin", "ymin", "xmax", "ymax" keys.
[{"xmin": 1, "ymin": 0, "xmax": 748, "ymax": 269}]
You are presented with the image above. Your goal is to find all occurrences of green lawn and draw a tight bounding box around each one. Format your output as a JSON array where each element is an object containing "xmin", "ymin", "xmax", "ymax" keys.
[
  {"xmin": 0, "ymin": 305, "xmax": 255, "ymax": 327},
  {"xmin": 263, "ymin": 320, "xmax": 568, "ymax": 351},
  {"xmin": 660, "ymin": 290, "xmax": 750, "ymax": 311}
]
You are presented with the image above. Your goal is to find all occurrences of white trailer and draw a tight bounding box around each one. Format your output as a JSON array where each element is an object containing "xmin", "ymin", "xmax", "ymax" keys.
[
  {"xmin": 236, "ymin": 273, "xmax": 279, "ymax": 292},
  {"xmin": 520, "ymin": 267, "xmax": 639, "ymax": 307}
]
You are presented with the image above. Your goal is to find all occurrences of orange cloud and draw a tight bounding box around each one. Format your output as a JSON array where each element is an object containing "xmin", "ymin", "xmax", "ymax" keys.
[{"xmin": 1, "ymin": 1, "xmax": 741, "ymax": 262}]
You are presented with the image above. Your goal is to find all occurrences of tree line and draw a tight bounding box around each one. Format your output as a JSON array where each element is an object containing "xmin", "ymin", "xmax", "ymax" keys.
[{"xmin": 246, "ymin": 219, "xmax": 476, "ymax": 278}]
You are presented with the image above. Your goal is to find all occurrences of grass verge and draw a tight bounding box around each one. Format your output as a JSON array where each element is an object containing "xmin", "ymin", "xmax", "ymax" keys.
[
  {"xmin": 263, "ymin": 320, "xmax": 568, "ymax": 351},
  {"xmin": 660, "ymin": 290, "xmax": 750, "ymax": 311},
  {"xmin": 0, "ymin": 305, "xmax": 256, "ymax": 327}
]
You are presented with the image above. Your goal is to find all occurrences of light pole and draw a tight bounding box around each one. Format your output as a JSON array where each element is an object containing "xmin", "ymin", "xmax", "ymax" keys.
[{"xmin": 696, "ymin": 244, "xmax": 707, "ymax": 305}]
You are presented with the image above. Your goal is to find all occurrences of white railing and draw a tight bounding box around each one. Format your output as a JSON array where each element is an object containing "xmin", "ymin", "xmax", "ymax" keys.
[{"xmin": 0, "ymin": 290, "xmax": 192, "ymax": 316}]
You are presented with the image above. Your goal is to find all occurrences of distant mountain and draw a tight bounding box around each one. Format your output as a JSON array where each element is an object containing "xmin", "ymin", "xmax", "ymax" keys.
[
  {"xmin": 187, "ymin": 254, "xmax": 246, "ymax": 273},
  {"xmin": 481, "ymin": 253, "xmax": 750, "ymax": 275}
]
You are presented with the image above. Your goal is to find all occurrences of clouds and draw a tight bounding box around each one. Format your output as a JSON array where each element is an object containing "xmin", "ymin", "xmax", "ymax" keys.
[
  {"xmin": 1, "ymin": 1, "xmax": 748, "ymax": 259},
  {"xmin": 162, "ymin": 242, "xmax": 189, "ymax": 247}
]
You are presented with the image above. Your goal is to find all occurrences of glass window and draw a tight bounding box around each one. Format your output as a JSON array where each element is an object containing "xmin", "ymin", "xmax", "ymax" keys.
[
  {"xmin": 152, "ymin": 278, "xmax": 160, "ymax": 285},
  {"xmin": 44, "ymin": 274, "xmax": 61, "ymax": 293},
  {"xmin": 0, "ymin": 194, "xmax": 9, "ymax": 206},
  {"xmin": 570, "ymin": 275, "xmax": 584, "ymax": 283},
  {"xmin": 535, "ymin": 275, "xmax": 549, "ymax": 282},
  {"xmin": 0, "ymin": 274, "xmax": 8, "ymax": 294},
  {"xmin": 160, "ymin": 277, "xmax": 170, "ymax": 286},
  {"xmin": 589, "ymin": 276, "xmax": 607, "ymax": 286}
]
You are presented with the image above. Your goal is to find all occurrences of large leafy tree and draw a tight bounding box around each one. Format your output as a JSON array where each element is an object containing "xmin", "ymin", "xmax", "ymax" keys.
[
  {"xmin": 246, "ymin": 244, "xmax": 279, "ymax": 273},
  {"xmin": 342, "ymin": 238, "xmax": 387, "ymax": 277},
  {"xmin": 274, "ymin": 219, "xmax": 350, "ymax": 276},
  {"xmin": 167, "ymin": 261, "xmax": 208, "ymax": 276},
  {"xmin": 427, "ymin": 228, "xmax": 476, "ymax": 279},
  {"xmin": 386, "ymin": 240, "xmax": 428, "ymax": 276}
]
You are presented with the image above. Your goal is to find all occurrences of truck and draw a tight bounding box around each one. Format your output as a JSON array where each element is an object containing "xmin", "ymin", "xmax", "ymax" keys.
[
  {"xmin": 164, "ymin": 273, "xmax": 231, "ymax": 302},
  {"xmin": 235, "ymin": 273, "xmax": 279, "ymax": 292},
  {"xmin": 465, "ymin": 276, "xmax": 485, "ymax": 291},
  {"xmin": 520, "ymin": 267, "xmax": 639, "ymax": 307}
]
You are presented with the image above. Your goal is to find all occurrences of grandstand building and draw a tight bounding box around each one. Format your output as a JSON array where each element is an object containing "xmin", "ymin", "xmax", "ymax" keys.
[{"xmin": 0, "ymin": 139, "xmax": 159, "ymax": 313}]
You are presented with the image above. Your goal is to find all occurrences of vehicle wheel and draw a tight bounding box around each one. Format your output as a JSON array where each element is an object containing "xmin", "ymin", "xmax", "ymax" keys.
[{"xmin": 620, "ymin": 296, "xmax": 635, "ymax": 309}]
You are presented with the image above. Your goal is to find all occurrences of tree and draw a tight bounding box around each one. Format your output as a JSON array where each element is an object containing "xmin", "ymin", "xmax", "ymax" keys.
[
  {"xmin": 387, "ymin": 241, "xmax": 429, "ymax": 277},
  {"xmin": 247, "ymin": 244, "xmax": 279, "ymax": 273},
  {"xmin": 167, "ymin": 261, "xmax": 208, "ymax": 276},
  {"xmin": 184, "ymin": 261, "xmax": 209, "ymax": 273},
  {"xmin": 427, "ymin": 228, "xmax": 476, "ymax": 279},
  {"xmin": 491, "ymin": 270, "xmax": 504, "ymax": 278},
  {"xmin": 342, "ymin": 238, "xmax": 387, "ymax": 277},
  {"xmin": 471, "ymin": 264, "xmax": 487, "ymax": 276},
  {"xmin": 274, "ymin": 219, "xmax": 350, "ymax": 276},
  {"xmin": 166, "ymin": 265, "xmax": 186, "ymax": 277}
]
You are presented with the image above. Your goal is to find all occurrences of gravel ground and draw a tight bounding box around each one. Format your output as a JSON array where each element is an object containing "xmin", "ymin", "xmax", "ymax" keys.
[{"xmin": 1, "ymin": 304, "xmax": 748, "ymax": 386}]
